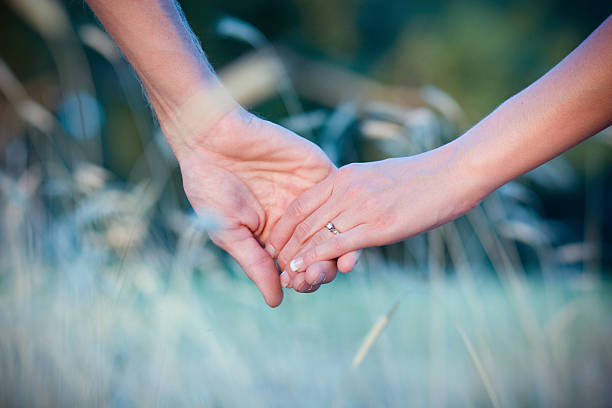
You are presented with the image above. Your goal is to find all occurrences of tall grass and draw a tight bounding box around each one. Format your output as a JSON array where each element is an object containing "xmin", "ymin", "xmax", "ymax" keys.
[{"xmin": 1, "ymin": 1, "xmax": 611, "ymax": 406}]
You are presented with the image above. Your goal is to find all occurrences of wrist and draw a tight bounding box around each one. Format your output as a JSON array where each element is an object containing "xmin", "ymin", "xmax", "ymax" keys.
[
  {"xmin": 442, "ymin": 135, "xmax": 496, "ymax": 214},
  {"xmin": 425, "ymin": 139, "xmax": 491, "ymax": 220},
  {"xmin": 154, "ymin": 78, "xmax": 242, "ymax": 161}
]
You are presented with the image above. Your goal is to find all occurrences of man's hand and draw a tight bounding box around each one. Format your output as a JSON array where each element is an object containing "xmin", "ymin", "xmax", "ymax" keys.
[
  {"xmin": 84, "ymin": 0, "xmax": 362, "ymax": 306},
  {"xmin": 167, "ymin": 103, "xmax": 358, "ymax": 306}
]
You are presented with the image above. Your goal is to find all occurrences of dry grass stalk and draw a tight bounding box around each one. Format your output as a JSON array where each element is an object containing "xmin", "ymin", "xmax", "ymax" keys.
[
  {"xmin": 442, "ymin": 222, "xmax": 503, "ymax": 397},
  {"xmin": 428, "ymin": 228, "xmax": 447, "ymax": 408},
  {"xmin": 352, "ymin": 299, "xmax": 400, "ymax": 369},
  {"xmin": 456, "ymin": 324, "xmax": 501, "ymax": 408}
]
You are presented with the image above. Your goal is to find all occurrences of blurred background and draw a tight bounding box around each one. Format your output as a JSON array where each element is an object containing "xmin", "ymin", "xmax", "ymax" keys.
[{"xmin": 1, "ymin": 0, "xmax": 611, "ymax": 406}]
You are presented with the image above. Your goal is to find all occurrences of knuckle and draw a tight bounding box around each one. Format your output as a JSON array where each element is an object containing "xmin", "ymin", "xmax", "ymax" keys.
[
  {"xmin": 311, "ymin": 230, "xmax": 329, "ymax": 246},
  {"xmin": 288, "ymin": 197, "xmax": 306, "ymax": 218},
  {"xmin": 338, "ymin": 163, "xmax": 359, "ymax": 178},
  {"xmin": 375, "ymin": 210, "xmax": 394, "ymax": 230},
  {"xmin": 337, "ymin": 162, "xmax": 367, "ymax": 182},
  {"xmin": 276, "ymin": 251, "xmax": 290, "ymax": 271},
  {"xmin": 308, "ymin": 245, "xmax": 320, "ymax": 263},
  {"xmin": 376, "ymin": 217, "xmax": 390, "ymax": 231},
  {"xmin": 333, "ymin": 237, "xmax": 344, "ymax": 253},
  {"xmin": 294, "ymin": 221, "xmax": 312, "ymax": 243}
]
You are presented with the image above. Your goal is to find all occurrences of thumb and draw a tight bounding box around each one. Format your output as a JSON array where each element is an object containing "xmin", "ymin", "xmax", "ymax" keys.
[{"xmin": 211, "ymin": 227, "xmax": 283, "ymax": 307}]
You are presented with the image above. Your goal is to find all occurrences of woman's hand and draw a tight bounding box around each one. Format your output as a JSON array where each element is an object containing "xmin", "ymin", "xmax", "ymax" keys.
[
  {"xmin": 268, "ymin": 144, "xmax": 482, "ymax": 288},
  {"xmin": 267, "ymin": 14, "xmax": 612, "ymax": 292}
]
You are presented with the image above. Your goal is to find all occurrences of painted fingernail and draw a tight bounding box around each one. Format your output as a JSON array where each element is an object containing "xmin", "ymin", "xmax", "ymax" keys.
[
  {"xmin": 289, "ymin": 257, "xmax": 303, "ymax": 272},
  {"xmin": 280, "ymin": 271, "xmax": 290, "ymax": 288},
  {"xmin": 265, "ymin": 244, "xmax": 276, "ymax": 257}
]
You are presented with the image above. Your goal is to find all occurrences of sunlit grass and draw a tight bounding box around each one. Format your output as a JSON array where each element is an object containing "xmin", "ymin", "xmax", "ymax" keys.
[{"xmin": 1, "ymin": 258, "xmax": 610, "ymax": 407}]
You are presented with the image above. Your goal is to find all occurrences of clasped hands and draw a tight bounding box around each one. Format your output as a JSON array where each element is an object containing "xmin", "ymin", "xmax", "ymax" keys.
[
  {"xmin": 165, "ymin": 96, "xmax": 473, "ymax": 307},
  {"xmin": 84, "ymin": 0, "xmax": 612, "ymax": 308}
]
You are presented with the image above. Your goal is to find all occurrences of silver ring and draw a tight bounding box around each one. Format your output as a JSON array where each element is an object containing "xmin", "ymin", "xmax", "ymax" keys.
[{"xmin": 325, "ymin": 222, "xmax": 340, "ymax": 235}]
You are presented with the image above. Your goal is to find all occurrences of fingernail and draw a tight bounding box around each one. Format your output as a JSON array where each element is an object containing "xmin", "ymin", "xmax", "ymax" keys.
[
  {"xmin": 298, "ymin": 282, "xmax": 311, "ymax": 292},
  {"xmin": 280, "ymin": 271, "xmax": 290, "ymax": 288},
  {"xmin": 265, "ymin": 244, "xmax": 276, "ymax": 257},
  {"xmin": 289, "ymin": 257, "xmax": 303, "ymax": 272},
  {"xmin": 314, "ymin": 271, "xmax": 325, "ymax": 286}
]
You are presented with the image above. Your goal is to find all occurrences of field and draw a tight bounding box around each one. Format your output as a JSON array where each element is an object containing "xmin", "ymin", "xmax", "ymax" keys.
[{"xmin": 2, "ymin": 254, "xmax": 611, "ymax": 406}]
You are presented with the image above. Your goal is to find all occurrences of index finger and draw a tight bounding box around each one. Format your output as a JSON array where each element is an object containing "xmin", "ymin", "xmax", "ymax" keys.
[{"xmin": 266, "ymin": 172, "xmax": 335, "ymax": 258}]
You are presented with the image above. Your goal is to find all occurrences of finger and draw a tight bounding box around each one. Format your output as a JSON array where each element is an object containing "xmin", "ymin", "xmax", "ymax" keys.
[
  {"xmin": 281, "ymin": 226, "xmax": 343, "ymax": 281},
  {"xmin": 288, "ymin": 224, "xmax": 370, "ymax": 274},
  {"xmin": 279, "ymin": 268, "xmax": 293, "ymax": 289},
  {"xmin": 304, "ymin": 260, "xmax": 338, "ymax": 286},
  {"xmin": 285, "ymin": 213, "xmax": 357, "ymax": 275},
  {"xmin": 291, "ymin": 272, "xmax": 307, "ymax": 292},
  {"xmin": 337, "ymin": 249, "xmax": 362, "ymax": 273},
  {"xmin": 291, "ymin": 251, "xmax": 358, "ymax": 290},
  {"xmin": 211, "ymin": 227, "xmax": 283, "ymax": 307},
  {"xmin": 279, "ymin": 259, "xmax": 336, "ymax": 289},
  {"xmin": 265, "ymin": 172, "xmax": 335, "ymax": 258},
  {"xmin": 291, "ymin": 272, "xmax": 321, "ymax": 293},
  {"xmin": 276, "ymin": 198, "xmax": 343, "ymax": 271}
]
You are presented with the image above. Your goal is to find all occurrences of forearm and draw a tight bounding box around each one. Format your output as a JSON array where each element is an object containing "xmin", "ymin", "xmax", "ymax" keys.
[
  {"xmin": 453, "ymin": 15, "xmax": 612, "ymax": 203},
  {"xmin": 85, "ymin": 0, "xmax": 236, "ymax": 154},
  {"xmin": 270, "ymin": 15, "xmax": 611, "ymax": 274}
]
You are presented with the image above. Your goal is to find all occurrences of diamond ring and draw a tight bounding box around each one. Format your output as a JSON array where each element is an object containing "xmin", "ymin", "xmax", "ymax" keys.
[{"xmin": 325, "ymin": 222, "xmax": 340, "ymax": 235}]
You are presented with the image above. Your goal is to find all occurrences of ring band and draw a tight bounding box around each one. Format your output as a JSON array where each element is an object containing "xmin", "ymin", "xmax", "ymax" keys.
[{"xmin": 325, "ymin": 222, "xmax": 340, "ymax": 235}]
